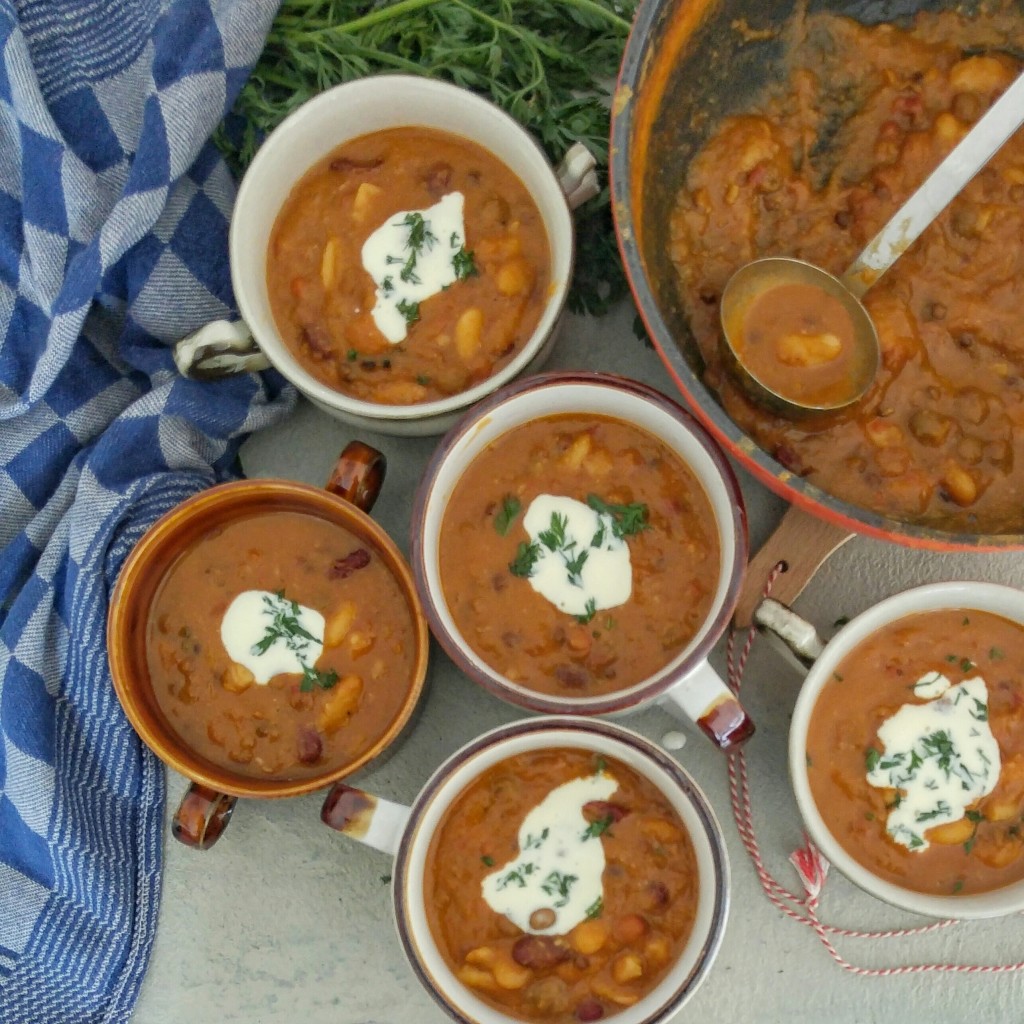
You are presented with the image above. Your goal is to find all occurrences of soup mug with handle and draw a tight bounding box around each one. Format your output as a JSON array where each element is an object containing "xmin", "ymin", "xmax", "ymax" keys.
[
  {"xmin": 758, "ymin": 580, "xmax": 1024, "ymax": 918},
  {"xmin": 321, "ymin": 715, "xmax": 730, "ymax": 1024},
  {"xmin": 172, "ymin": 74, "xmax": 599, "ymax": 437},
  {"xmin": 411, "ymin": 371, "xmax": 754, "ymax": 752},
  {"xmin": 107, "ymin": 441, "xmax": 429, "ymax": 849}
]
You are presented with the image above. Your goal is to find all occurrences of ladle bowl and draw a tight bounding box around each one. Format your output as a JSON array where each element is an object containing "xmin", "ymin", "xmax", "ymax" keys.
[{"xmin": 719, "ymin": 258, "xmax": 880, "ymax": 416}]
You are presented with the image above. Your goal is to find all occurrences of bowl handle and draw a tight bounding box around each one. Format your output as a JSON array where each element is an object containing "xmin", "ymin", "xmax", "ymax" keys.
[
  {"xmin": 555, "ymin": 142, "xmax": 600, "ymax": 211},
  {"xmin": 171, "ymin": 784, "xmax": 238, "ymax": 850},
  {"xmin": 661, "ymin": 660, "xmax": 755, "ymax": 751},
  {"xmin": 325, "ymin": 440, "xmax": 387, "ymax": 514},
  {"xmin": 172, "ymin": 319, "xmax": 270, "ymax": 379},
  {"xmin": 752, "ymin": 598, "xmax": 826, "ymax": 676},
  {"xmin": 320, "ymin": 783, "xmax": 411, "ymax": 855}
]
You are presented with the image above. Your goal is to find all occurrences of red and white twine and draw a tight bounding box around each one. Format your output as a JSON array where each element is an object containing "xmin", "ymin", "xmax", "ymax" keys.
[{"xmin": 724, "ymin": 562, "xmax": 1024, "ymax": 975}]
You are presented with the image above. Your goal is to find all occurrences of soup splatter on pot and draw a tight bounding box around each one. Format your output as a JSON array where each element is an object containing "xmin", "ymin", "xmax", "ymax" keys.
[
  {"xmin": 267, "ymin": 126, "xmax": 551, "ymax": 406},
  {"xmin": 424, "ymin": 747, "xmax": 699, "ymax": 1022},
  {"xmin": 147, "ymin": 510, "xmax": 418, "ymax": 779},
  {"xmin": 437, "ymin": 414, "xmax": 721, "ymax": 697},
  {"xmin": 806, "ymin": 607, "xmax": 1024, "ymax": 896},
  {"xmin": 668, "ymin": 9, "xmax": 1024, "ymax": 533}
]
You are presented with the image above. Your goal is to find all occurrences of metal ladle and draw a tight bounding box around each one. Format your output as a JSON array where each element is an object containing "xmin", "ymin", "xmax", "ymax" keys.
[{"xmin": 720, "ymin": 66, "xmax": 1024, "ymax": 416}]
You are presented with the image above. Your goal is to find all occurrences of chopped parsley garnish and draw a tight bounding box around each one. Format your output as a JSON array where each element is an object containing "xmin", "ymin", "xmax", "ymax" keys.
[
  {"xmin": 300, "ymin": 664, "xmax": 340, "ymax": 692},
  {"xmin": 585, "ymin": 896, "xmax": 604, "ymax": 919},
  {"xmin": 250, "ymin": 590, "xmax": 337, "ymax": 692},
  {"xmin": 497, "ymin": 863, "xmax": 536, "ymax": 889},
  {"xmin": 396, "ymin": 298, "xmax": 420, "ymax": 325},
  {"xmin": 509, "ymin": 541, "xmax": 541, "ymax": 578},
  {"xmin": 576, "ymin": 597, "xmax": 598, "ymax": 625},
  {"xmin": 251, "ymin": 590, "xmax": 319, "ymax": 656},
  {"xmin": 494, "ymin": 495, "xmax": 522, "ymax": 536},
  {"xmin": 990, "ymin": 646, "xmax": 1005, "ymax": 660},
  {"xmin": 385, "ymin": 211, "xmax": 438, "ymax": 285},
  {"xmin": 581, "ymin": 815, "xmax": 614, "ymax": 841},
  {"xmin": 586, "ymin": 495, "xmax": 649, "ymax": 538},
  {"xmin": 346, "ymin": 349, "xmax": 358, "ymax": 361},
  {"xmin": 865, "ymin": 747, "xmax": 881, "ymax": 773},
  {"xmin": 481, "ymin": 855, "xmax": 495, "ymax": 867},
  {"xmin": 540, "ymin": 870, "xmax": 578, "ymax": 908},
  {"xmin": 538, "ymin": 512, "xmax": 569, "ymax": 552},
  {"xmin": 451, "ymin": 246, "xmax": 478, "ymax": 280},
  {"xmin": 563, "ymin": 548, "xmax": 589, "ymax": 587},
  {"xmin": 381, "ymin": 275, "xmax": 394, "ymax": 295},
  {"xmin": 524, "ymin": 828, "xmax": 549, "ymax": 850}
]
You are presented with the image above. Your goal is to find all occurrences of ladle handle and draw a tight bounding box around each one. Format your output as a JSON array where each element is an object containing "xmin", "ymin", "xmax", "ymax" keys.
[{"xmin": 843, "ymin": 68, "xmax": 1024, "ymax": 298}]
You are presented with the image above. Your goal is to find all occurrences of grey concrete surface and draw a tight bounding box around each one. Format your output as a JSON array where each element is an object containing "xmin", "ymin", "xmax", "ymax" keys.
[{"xmin": 131, "ymin": 300, "xmax": 1024, "ymax": 1024}]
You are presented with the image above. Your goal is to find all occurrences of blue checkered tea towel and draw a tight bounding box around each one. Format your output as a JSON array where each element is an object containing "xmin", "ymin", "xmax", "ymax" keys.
[{"xmin": 0, "ymin": 2, "xmax": 293, "ymax": 1021}]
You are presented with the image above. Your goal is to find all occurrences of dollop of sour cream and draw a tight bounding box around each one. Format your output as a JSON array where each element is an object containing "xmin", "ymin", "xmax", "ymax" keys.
[
  {"xmin": 866, "ymin": 671, "xmax": 1001, "ymax": 852},
  {"xmin": 220, "ymin": 589, "xmax": 324, "ymax": 684},
  {"xmin": 482, "ymin": 771, "xmax": 619, "ymax": 935},
  {"xmin": 362, "ymin": 192, "xmax": 468, "ymax": 343},
  {"xmin": 521, "ymin": 495, "xmax": 632, "ymax": 618}
]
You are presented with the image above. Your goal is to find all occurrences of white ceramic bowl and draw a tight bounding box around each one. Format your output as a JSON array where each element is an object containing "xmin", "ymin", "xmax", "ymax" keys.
[
  {"xmin": 410, "ymin": 371, "xmax": 755, "ymax": 751},
  {"xmin": 788, "ymin": 580, "xmax": 1024, "ymax": 918},
  {"xmin": 226, "ymin": 75, "xmax": 578, "ymax": 436},
  {"xmin": 323, "ymin": 716, "xmax": 730, "ymax": 1024}
]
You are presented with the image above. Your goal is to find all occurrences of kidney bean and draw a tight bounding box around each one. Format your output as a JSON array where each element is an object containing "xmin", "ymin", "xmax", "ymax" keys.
[
  {"xmin": 512, "ymin": 935, "xmax": 571, "ymax": 969},
  {"xmin": 300, "ymin": 323, "xmax": 334, "ymax": 360},
  {"xmin": 644, "ymin": 880, "xmax": 671, "ymax": 910},
  {"xmin": 583, "ymin": 800, "xmax": 629, "ymax": 824},
  {"xmin": 329, "ymin": 156, "xmax": 383, "ymax": 173},
  {"xmin": 424, "ymin": 161, "xmax": 453, "ymax": 193},
  {"xmin": 555, "ymin": 664, "xmax": 590, "ymax": 689},
  {"xmin": 296, "ymin": 727, "xmax": 323, "ymax": 764},
  {"xmin": 575, "ymin": 998, "xmax": 605, "ymax": 1021},
  {"xmin": 329, "ymin": 548, "xmax": 370, "ymax": 579}
]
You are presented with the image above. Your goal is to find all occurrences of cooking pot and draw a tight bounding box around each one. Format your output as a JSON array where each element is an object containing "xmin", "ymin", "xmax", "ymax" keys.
[{"xmin": 610, "ymin": 0, "xmax": 1024, "ymax": 617}]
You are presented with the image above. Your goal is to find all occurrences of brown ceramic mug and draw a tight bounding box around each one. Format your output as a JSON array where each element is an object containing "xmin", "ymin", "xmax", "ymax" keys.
[{"xmin": 107, "ymin": 441, "xmax": 429, "ymax": 849}]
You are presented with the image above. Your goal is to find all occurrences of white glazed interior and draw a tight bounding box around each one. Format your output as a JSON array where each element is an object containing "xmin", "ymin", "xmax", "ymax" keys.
[
  {"xmin": 414, "ymin": 374, "xmax": 745, "ymax": 715},
  {"xmin": 394, "ymin": 717, "xmax": 729, "ymax": 1024},
  {"xmin": 230, "ymin": 75, "xmax": 572, "ymax": 429},
  {"xmin": 789, "ymin": 580, "xmax": 1024, "ymax": 918}
]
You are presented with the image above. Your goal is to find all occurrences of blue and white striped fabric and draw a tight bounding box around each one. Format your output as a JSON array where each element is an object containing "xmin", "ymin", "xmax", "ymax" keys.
[{"xmin": 0, "ymin": 2, "xmax": 292, "ymax": 1021}]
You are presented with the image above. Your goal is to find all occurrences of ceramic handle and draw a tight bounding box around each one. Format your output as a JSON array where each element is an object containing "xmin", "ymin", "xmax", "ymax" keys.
[
  {"xmin": 172, "ymin": 320, "xmax": 270, "ymax": 379},
  {"xmin": 325, "ymin": 440, "xmax": 387, "ymax": 513},
  {"xmin": 555, "ymin": 142, "xmax": 600, "ymax": 211},
  {"xmin": 752, "ymin": 597, "xmax": 825, "ymax": 675},
  {"xmin": 320, "ymin": 783, "xmax": 411, "ymax": 855},
  {"xmin": 171, "ymin": 783, "xmax": 238, "ymax": 850},
  {"xmin": 661, "ymin": 659, "xmax": 755, "ymax": 751}
]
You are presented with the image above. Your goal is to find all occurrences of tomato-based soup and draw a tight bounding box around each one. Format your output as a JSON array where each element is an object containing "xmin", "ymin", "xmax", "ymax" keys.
[
  {"xmin": 438, "ymin": 415, "xmax": 721, "ymax": 697},
  {"xmin": 267, "ymin": 126, "xmax": 551, "ymax": 406},
  {"xmin": 806, "ymin": 608, "xmax": 1024, "ymax": 896},
  {"xmin": 147, "ymin": 511, "xmax": 417, "ymax": 780},
  {"xmin": 425, "ymin": 748, "xmax": 699, "ymax": 1022},
  {"xmin": 669, "ymin": 10, "xmax": 1024, "ymax": 531}
]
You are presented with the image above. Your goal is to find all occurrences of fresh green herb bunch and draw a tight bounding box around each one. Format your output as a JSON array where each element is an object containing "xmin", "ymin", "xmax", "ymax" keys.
[{"xmin": 214, "ymin": 0, "xmax": 639, "ymax": 317}]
